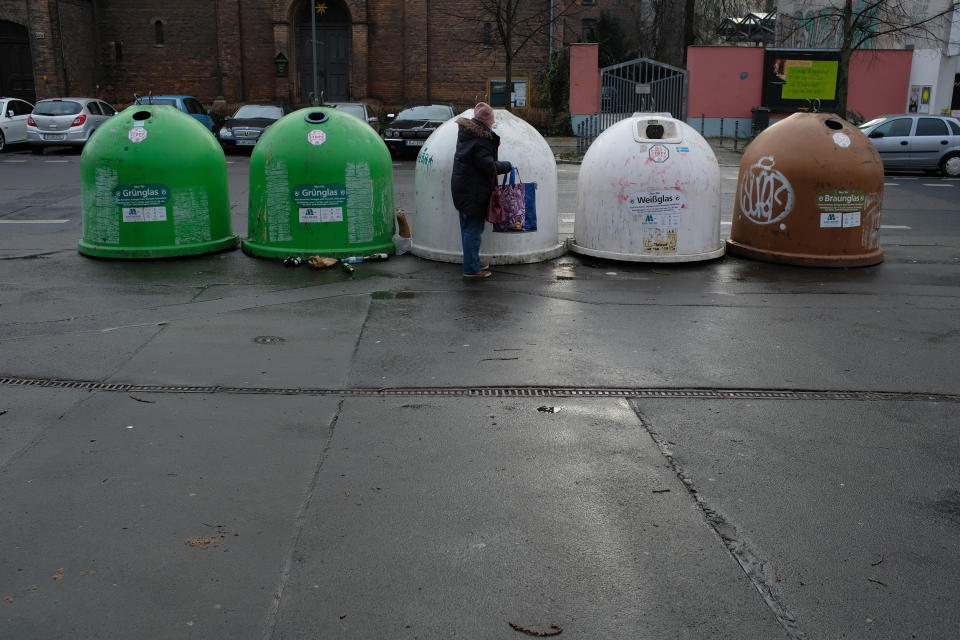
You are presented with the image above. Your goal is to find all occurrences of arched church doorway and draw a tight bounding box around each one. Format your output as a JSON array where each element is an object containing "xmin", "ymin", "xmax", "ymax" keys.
[
  {"xmin": 0, "ymin": 21, "xmax": 36, "ymax": 102},
  {"xmin": 295, "ymin": 0, "xmax": 350, "ymax": 104}
]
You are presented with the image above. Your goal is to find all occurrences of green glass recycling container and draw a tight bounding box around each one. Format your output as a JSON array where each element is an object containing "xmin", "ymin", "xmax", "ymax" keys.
[
  {"xmin": 243, "ymin": 107, "xmax": 395, "ymax": 259},
  {"xmin": 79, "ymin": 105, "xmax": 236, "ymax": 258}
]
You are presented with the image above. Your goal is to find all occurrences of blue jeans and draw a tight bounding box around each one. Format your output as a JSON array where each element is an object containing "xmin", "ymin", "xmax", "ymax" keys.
[{"xmin": 459, "ymin": 210, "xmax": 485, "ymax": 274}]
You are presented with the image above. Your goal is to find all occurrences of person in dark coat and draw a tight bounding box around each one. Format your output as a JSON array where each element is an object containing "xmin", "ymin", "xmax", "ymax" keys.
[{"xmin": 450, "ymin": 102, "xmax": 512, "ymax": 278}]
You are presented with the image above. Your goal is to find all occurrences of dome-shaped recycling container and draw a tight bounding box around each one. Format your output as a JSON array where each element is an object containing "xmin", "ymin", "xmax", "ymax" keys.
[
  {"xmin": 79, "ymin": 105, "xmax": 236, "ymax": 258},
  {"xmin": 411, "ymin": 108, "xmax": 564, "ymax": 264},
  {"xmin": 243, "ymin": 107, "xmax": 395, "ymax": 259},
  {"xmin": 727, "ymin": 112, "xmax": 884, "ymax": 267},
  {"xmin": 571, "ymin": 114, "xmax": 723, "ymax": 262}
]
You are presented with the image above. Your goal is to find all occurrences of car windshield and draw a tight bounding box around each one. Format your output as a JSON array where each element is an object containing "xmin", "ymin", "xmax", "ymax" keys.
[
  {"xmin": 233, "ymin": 104, "xmax": 284, "ymax": 119},
  {"xmin": 34, "ymin": 100, "xmax": 82, "ymax": 116},
  {"xmin": 334, "ymin": 104, "xmax": 365, "ymax": 119},
  {"xmin": 141, "ymin": 98, "xmax": 177, "ymax": 106},
  {"xmin": 396, "ymin": 105, "xmax": 452, "ymax": 121},
  {"xmin": 858, "ymin": 117, "xmax": 887, "ymax": 130}
]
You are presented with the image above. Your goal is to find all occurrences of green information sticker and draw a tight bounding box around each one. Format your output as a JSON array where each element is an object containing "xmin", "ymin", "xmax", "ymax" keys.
[
  {"xmin": 292, "ymin": 184, "xmax": 347, "ymax": 207},
  {"xmin": 112, "ymin": 184, "xmax": 170, "ymax": 207},
  {"xmin": 816, "ymin": 190, "xmax": 865, "ymax": 213},
  {"xmin": 781, "ymin": 60, "xmax": 838, "ymax": 100}
]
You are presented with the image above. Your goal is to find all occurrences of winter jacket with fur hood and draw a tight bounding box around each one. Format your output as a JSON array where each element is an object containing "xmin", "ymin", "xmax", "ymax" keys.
[{"xmin": 450, "ymin": 117, "xmax": 512, "ymax": 217}]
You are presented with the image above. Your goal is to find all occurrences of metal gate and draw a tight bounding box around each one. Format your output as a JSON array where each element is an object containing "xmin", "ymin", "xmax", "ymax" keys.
[
  {"xmin": 577, "ymin": 57, "xmax": 688, "ymax": 153},
  {"xmin": 601, "ymin": 57, "xmax": 687, "ymax": 118}
]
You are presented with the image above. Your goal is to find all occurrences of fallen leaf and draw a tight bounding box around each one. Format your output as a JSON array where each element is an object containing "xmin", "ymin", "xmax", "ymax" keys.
[
  {"xmin": 184, "ymin": 537, "xmax": 218, "ymax": 549},
  {"xmin": 3, "ymin": 596, "xmax": 13, "ymax": 604},
  {"xmin": 52, "ymin": 568, "xmax": 65, "ymax": 581}
]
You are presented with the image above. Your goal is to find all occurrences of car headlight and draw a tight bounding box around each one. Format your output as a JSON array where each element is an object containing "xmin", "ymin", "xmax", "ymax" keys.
[
  {"xmin": 219, "ymin": 127, "xmax": 233, "ymax": 138},
  {"xmin": 387, "ymin": 129, "xmax": 396, "ymax": 138}
]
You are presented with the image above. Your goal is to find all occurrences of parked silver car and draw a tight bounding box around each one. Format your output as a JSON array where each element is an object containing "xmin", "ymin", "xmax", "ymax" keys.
[
  {"xmin": 859, "ymin": 113, "xmax": 960, "ymax": 176},
  {"xmin": 327, "ymin": 102, "xmax": 381, "ymax": 133},
  {"xmin": 0, "ymin": 97, "xmax": 35, "ymax": 152},
  {"xmin": 27, "ymin": 97, "xmax": 117, "ymax": 153}
]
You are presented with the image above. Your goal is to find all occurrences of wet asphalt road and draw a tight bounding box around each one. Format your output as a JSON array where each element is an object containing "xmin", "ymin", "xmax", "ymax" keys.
[{"xmin": 1, "ymin": 146, "xmax": 958, "ymax": 639}]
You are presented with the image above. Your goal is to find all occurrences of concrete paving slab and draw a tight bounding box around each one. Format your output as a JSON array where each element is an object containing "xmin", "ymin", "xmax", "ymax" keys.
[
  {"xmin": 0, "ymin": 326, "xmax": 161, "ymax": 381},
  {"xmin": 633, "ymin": 399, "xmax": 960, "ymax": 640},
  {"xmin": 111, "ymin": 297, "xmax": 372, "ymax": 387},
  {"xmin": 344, "ymin": 277, "xmax": 960, "ymax": 394},
  {"xmin": 1, "ymin": 390, "xmax": 341, "ymax": 640},
  {"xmin": 271, "ymin": 397, "xmax": 784, "ymax": 639},
  {"xmin": 0, "ymin": 386, "xmax": 89, "ymax": 468}
]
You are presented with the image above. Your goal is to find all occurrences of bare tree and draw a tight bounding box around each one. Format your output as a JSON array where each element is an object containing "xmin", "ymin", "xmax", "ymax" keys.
[
  {"xmin": 442, "ymin": 0, "xmax": 580, "ymax": 110},
  {"xmin": 777, "ymin": 0, "xmax": 960, "ymax": 116}
]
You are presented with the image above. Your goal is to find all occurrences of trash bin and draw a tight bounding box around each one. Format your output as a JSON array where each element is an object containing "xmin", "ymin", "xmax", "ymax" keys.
[
  {"xmin": 411, "ymin": 108, "xmax": 564, "ymax": 264},
  {"xmin": 751, "ymin": 107, "xmax": 770, "ymax": 136},
  {"xmin": 79, "ymin": 105, "xmax": 237, "ymax": 258},
  {"xmin": 243, "ymin": 107, "xmax": 395, "ymax": 259},
  {"xmin": 570, "ymin": 114, "xmax": 724, "ymax": 262},
  {"xmin": 727, "ymin": 112, "xmax": 884, "ymax": 267}
]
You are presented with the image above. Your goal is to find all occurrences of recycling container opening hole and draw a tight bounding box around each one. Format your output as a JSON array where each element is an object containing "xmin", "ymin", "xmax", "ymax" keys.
[
  {"xmin": 824, "ymin": 119, "xmax": 843, "ymax": 130},
  {"xmin": 304, "ymin": 111, "xmax": 329, "ymax": 124},
  {"xmin": 132, "ymin": 111, "xmax": 151, "ymax": 120},
  {"xmin": 645, "ymin": 124, "xmax": 664, "ymax": 139}
]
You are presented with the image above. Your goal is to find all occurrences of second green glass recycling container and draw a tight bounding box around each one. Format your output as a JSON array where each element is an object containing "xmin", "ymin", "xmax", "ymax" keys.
[{"xmin": 243, "ymin": 107, "xmax": 395, "ymax": 259}]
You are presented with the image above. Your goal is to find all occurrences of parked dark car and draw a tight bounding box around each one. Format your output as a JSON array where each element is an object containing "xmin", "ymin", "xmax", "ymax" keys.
[
  {"xmin": 27, "ymin": 97, "xmax": 117, "ymax": 153},
  {"xmin": 0, "ymin": 97, "xmax": 34, "ymax": 152},
  {"xmin": 217, "ymin": 102, "xmax": 291, "ymax": 152},
  {"xmin": 328, "ymin": 102, "xmax": 380, "ymax": 133},
  {"xmin": 134, "ymin": 94, "xmax": 215, "ymax": 131},
  {"xmin": 383, "ymin": 104, "xmax": 455, "ymax": 157},
  {"xmin": 859, "ymin": 113, "xmax": 960, "ymax": 176}
]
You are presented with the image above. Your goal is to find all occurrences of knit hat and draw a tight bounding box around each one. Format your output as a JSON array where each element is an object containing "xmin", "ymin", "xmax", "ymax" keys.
[{"xmin": 473, "ymin": 102, "xmax": 494, "ymax": 128}]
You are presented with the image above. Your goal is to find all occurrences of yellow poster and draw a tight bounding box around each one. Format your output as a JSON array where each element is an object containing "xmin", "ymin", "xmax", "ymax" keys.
[{"xmin": 781, "ymin": 60, "xmax": 838, "ymax": 100}]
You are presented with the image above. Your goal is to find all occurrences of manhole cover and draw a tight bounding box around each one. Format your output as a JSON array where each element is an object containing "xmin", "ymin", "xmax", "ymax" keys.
[{"xmin": 253, "ymin": 336, "xmax": 286, "ymax": 345}]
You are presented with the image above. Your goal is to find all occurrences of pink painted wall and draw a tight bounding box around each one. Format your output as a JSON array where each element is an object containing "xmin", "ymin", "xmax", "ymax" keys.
[
  {"xmin": 848, "ymin": 50, "xmax": 912, "ymax": 119},
  {"xmin": 569, "ymin": 44, "xmax": 600, "ymax": 114},
  {"xmin": 687, "ymin": 46, "xmax": 764, "ymax": 118}
]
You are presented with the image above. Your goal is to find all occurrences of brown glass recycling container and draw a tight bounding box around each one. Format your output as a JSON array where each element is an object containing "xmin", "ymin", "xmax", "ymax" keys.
[{"xmin": 727, "ymin": 112, "xmax": 884, "ymax": 267}]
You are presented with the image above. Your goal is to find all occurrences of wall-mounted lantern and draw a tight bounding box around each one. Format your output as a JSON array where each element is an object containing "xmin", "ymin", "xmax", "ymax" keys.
[{"xmin": 274, "ymin": 53, "xmax": 288, "ymax": 78}]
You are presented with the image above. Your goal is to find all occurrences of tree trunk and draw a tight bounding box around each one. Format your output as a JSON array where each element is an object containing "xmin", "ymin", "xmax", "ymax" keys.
[{"xmin": 836, "ymin": 0, "xmax": 854, "ymax": 118}]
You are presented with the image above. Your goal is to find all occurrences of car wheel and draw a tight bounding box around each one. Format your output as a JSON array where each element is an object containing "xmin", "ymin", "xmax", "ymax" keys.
[
  {"xmin": 940, "ymin": 153, "xmax": 960, "ymax": 178},
  {"xmin": 0, "ymin": 131, "xmax": 5, "ymax": 153}
]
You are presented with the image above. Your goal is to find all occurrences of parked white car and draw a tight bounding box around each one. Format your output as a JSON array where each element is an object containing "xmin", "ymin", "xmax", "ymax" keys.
[
  {"xmin": 27, "ymin": 97, "xmax": 117, "ymax": 153},
  {"xmin": 0, "ymin": 97, "xmax": 34, "ymax": 152}
]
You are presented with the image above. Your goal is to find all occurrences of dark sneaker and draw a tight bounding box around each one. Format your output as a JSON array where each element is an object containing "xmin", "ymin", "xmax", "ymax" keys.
[{"xmin": 463, "ymin": 270, "xmax": 492, "ymax": 278}]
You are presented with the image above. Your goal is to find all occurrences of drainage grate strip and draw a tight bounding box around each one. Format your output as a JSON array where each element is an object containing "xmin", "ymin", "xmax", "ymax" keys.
[{"xmin": 1, "ymin": 376, "xmax": 957, "ymax": 403}]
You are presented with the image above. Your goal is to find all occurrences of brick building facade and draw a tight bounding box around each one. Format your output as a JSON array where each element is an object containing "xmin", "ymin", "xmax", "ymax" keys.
[{"xmin": 1, "ymin": 0, "xmax": 653, "ymax": 111}]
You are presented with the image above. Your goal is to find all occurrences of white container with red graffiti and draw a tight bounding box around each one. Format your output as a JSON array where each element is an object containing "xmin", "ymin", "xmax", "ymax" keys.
[
  {"xmin": 411, "ymin": 108, "xmax": 564, "ymax": 264},
  {"xmin": 571, "ymin": 114, "xmax": 723, "ymax": 262}
]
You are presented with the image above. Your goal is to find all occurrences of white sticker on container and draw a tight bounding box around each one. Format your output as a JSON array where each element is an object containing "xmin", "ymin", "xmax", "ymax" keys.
[
  {"xmin": 627, "ymin": 189, "xmax": 685, "ymax": 215},
  {"xmin": 307, "ymin": 129, "xmax": 327, "ymax": 146},
  {"xmin": 832, "ymin": 132, "xmax": 851, "ymax": 148},
  {"xmin": 820, "ymin": 212, "xmax": 842, "ymax": 228},
  {"xmin": 122, "ymin": 206, "xmax": 166, "ymax": 222},
  {"xmin": 128, "ymin": 126, "xmax": 148, "ymax": 144},
  {"xmin": 648, "ymin": 144, "xmax": 670, "ymax": 163},
  {"xmin": 641, "ymin": 214, "xmax": 680, "ymax": 253},
  {"xmin": 842, "ymin": 211, "xmax": 861, "ymax": 228},
  {"xmin": 299, "ymin": 207, "xmax": 343, "ymax": 223}
]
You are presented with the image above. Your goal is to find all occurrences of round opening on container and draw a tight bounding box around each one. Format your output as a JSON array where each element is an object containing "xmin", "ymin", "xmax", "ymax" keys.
[
  {"xmin": 304, "ymin": 111, "xmax": 329, "ymax": 124},
  {"xmin": 645, "ymin": 124, "xmax": 665, "ymax": 139},
  {"xmin": 132, "ymin": 110, "xmax": 152, "ymax": 120},
  {"xmin": 824, "ymin": 119, "xmax": 843, "ymax": 130}
]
